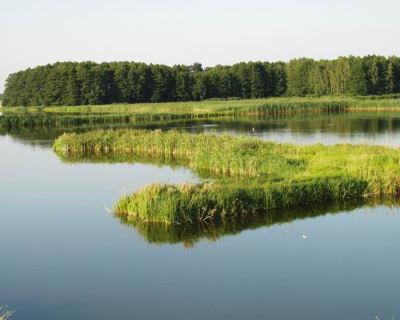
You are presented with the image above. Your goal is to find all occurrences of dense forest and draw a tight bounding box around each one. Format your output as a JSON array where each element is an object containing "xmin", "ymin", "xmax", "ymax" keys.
[{"xmin": 2, "ymin": 55, "xmax": 400, "ymax": 106}]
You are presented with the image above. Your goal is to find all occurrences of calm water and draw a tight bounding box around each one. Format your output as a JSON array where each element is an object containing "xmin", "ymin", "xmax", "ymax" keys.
[
  {"xmin": 180, "ymin": 112, "xmax": 400, "ymax": 146},
  {"xmin": 4, "ymin": 111, "xmax": 400, "ymax": 146},
  {"xmin": 1, "ymin": 113, "xmax": 400, "ymax": 319}
]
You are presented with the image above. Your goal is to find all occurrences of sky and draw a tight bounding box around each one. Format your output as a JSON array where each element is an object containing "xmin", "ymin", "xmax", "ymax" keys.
[{"xmin": 0, "ymin": 0, "xmax": 399, "ymax": 92}]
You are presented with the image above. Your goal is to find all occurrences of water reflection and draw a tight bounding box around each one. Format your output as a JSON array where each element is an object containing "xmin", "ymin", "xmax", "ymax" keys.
[
  {"xmin": 3, "ymin": 111, "xmax": 400, "ymax": 146},
  {"xmin": 1, "ymin": 123, "xmax": 400, "ymax": 319},
  {"xmin": 118, "ymin": 200, "xmax": 399, "ymax": 247}
]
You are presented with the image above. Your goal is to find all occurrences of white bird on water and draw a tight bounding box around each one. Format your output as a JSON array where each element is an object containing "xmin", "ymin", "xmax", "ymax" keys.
[{"xmin": 302, "ymin": 235, "xmax": 307, "ymax": 239}]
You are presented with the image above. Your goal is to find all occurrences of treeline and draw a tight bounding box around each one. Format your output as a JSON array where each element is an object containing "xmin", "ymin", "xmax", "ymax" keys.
[{"xmin": 3, "ymin": 55, "xmax": 400, "ymax": 106}]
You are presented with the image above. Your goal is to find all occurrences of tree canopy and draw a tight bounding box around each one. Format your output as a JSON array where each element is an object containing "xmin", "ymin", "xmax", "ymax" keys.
[{"xmin": 3, "ymin": 55, "xmax": 400, "ymax": 106}]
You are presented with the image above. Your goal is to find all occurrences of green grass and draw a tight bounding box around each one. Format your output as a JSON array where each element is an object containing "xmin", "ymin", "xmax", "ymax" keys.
[
  {"xmin": 3, "ymin": 96, "xmax": 400, "ymax": 116},
  {"xmin": 41, "ymin": 97, "xmax": 349, "ymax": 115},
  {"xmin": 54, "ymin": 129, "xmax": 400, "ymax": 224}
]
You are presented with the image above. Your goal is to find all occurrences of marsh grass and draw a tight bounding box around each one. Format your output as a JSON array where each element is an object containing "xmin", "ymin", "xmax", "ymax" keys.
[
  {"xmin": 3, "ymin": 96, "xmax": 400, "ymax": 116},
  {"xmin": 54, "ymin": 129, "xmax": 400, "ymax": 224}
]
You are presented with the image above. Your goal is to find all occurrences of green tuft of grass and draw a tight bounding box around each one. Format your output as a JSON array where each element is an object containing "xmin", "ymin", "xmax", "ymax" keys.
[{"xmin": 114, "ymin": 179, "xmax": 368, "ymax": 224}]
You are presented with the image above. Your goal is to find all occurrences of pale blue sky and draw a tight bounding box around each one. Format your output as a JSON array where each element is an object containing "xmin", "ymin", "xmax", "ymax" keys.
[{"xmin": 1, "ymin": 0, "xmax": 399, "ymax": 91}]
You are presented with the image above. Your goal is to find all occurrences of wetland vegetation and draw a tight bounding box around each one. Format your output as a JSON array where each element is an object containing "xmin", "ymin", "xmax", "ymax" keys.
[
  {"xmin": 3, "ymin": 0, "xmax": 400, "ymax": 317},
  {"xmin": 2, "ymin": 39, "xmax": 400, "ymax": 228},
  {"xmin": 54, "ymin": 129, "xmax": 400, "ymax": 224},
  {"xmin": 3, "ymin": 89, "xmax": 400, "ymax": 227},
  {"xmin": 25, "ymin": 96, "xmax": 400, "ymax": 114}
]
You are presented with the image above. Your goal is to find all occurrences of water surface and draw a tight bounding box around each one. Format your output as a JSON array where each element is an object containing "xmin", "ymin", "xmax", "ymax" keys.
[
  {"xmin": 177, "ymin": 112, "xmax": 400, "ymax": 146},
  {"xmin": 4, "ymin": 111, "xmax": 400, "ymax": 146},
  {"xmin": 1, "ymin": 112, "xmax": 400, "ymax": 319}
]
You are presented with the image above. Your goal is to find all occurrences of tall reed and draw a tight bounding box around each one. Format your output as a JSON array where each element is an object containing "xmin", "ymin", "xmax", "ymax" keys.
[
  {"xmin": 54, "ymin": 129, "xmax": 400, "ymax": 224},
  {"xmin": 15, "ymin": 96, "xmax": 400, "ymax": 115}
]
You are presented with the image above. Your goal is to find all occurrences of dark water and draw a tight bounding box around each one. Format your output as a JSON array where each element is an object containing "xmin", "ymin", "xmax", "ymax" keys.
[{"xmin": 1, "ymin": 113, "xmax": 400, "ymax": 319}]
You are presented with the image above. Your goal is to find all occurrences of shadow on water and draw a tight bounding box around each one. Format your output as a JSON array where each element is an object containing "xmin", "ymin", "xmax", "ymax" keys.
[{"xmin": 116, "ymin": 199, "xmax": 399, "ymax": 247}]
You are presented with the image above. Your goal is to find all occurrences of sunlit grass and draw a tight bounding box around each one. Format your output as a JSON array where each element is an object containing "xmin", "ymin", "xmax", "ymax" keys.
[
  {"xmin": 54, "ymin": 129, "xmax": 400, "ymax": 224},
  {"xmin": 2, "ymin": 96, "xmax": 400, "ymax": 116}
]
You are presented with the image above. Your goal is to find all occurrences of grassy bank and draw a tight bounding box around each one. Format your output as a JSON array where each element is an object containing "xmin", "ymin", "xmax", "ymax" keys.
[
  {"xmin": 54, "ymin": 129, "xmax": 400, "ymax": 224},
  {"xmin": 3, "ymin": 96, "xmax": 400, "ymax": 116}
]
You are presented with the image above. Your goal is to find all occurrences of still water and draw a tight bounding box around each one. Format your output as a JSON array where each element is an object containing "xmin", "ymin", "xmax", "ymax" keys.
[
  {"xmin": 180, "ymin": 112, "xmax": 400, "ymax": 146},
  {"xmin": 1, "ymin": 113, "xmax": 400, "ymax": 319}
]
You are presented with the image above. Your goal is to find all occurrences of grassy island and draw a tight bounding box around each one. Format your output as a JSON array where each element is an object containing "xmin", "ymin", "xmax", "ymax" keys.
[{"xmin": 54, "ymin": 129, "xmax": 400, "ymax": 224}]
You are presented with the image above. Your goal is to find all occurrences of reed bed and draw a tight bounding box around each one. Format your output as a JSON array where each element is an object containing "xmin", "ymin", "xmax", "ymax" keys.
[
  {"xmin": 12, "ymin": 96, "xmax": 400, "ymax": 116},
  {"xmin": 54, "ymin": 129, "xmax": 400, "ymax": 224}
]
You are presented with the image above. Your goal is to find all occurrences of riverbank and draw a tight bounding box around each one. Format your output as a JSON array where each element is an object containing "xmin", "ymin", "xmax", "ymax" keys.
[
  {"xmin": 54, "ymin": 129, "xmax": 400, "ymax": 224},
  {"xmin": 2, "ymin": 96, "xmax": 400, "ymax": 116}
]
